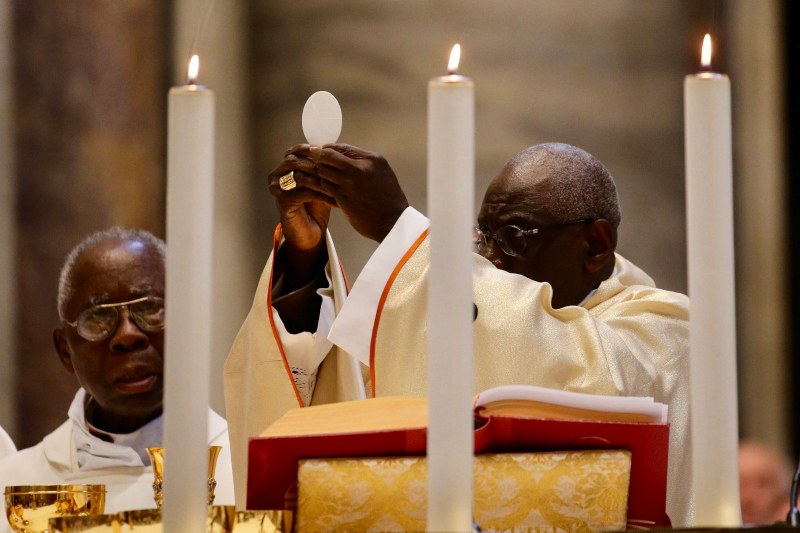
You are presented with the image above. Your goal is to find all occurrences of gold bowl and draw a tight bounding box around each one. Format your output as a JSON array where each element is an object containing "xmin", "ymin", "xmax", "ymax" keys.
[{"xmin": 4, "ymin": 485, "xmax": 106, "ymax": 533}]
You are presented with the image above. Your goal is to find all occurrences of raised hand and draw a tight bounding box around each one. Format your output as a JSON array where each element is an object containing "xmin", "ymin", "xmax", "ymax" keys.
[
  {"xmin": 311, "ymin": 144, "xmax": 410, "ymax": 243},
  {"xmin": 267, "ymin": 145, "xmax": 335, "ymax": 291},
  {"xmin": 268, "ymin": 145, "xmax": 336, "ymax": 254}
]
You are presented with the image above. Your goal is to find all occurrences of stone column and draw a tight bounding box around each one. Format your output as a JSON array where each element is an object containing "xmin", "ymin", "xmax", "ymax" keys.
[
  {"xmin": 0, "ymin": 0, "xmax": 16, "ymax": 441},
  {"xmin": 726, "ymin": 0, "xmax": 789, "ymax": 451},
  {"xmin": 13, "ymin": 0, "xmax": 168, "ymax": 447}
]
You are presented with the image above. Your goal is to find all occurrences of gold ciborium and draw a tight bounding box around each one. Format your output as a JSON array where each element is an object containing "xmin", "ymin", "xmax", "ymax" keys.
[
  {"xmin": 146, "ymin": 446, "xmax": 223, "ymax": 509},
  {"xmin": 4, "ymin": 485, "xmax": 106, "ymax": 533}
]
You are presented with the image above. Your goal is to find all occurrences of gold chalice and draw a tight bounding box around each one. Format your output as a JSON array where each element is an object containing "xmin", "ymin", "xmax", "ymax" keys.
[
  {"xmin": 146, "ymin": 446, "xmax": 223, "ymax": 509},
  {"xmin": 207, "ymin": 446, "xmax": 222, "ymax": 505},
  {"xmin": 146, "ymin": 447, "xmax": 164, "ymax": 509},
  {"xmin": 4, "ymin": 485, "xmax": 106, "ymax": 533}
]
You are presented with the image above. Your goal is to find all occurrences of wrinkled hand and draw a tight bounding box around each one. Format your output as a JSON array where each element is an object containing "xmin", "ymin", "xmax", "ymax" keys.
[{"xmin": 311, "ymin": 144, "xmax": 409, "ymax": 242}]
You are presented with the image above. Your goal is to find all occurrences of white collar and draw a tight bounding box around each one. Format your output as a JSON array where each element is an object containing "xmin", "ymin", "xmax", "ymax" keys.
[
  {"xmin": 45, "ymin": 389, "xmax": 228, "ymax": 472},
  {"xmin": 67, "ymin": 388, "xmax": 163, "ymax": 470}
]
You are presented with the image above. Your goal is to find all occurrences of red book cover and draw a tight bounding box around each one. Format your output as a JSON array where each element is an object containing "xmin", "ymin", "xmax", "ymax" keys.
[
  {"xmin": 248, "ymin": 426, "xmax": 428, "ymax": 510},
  {"xmin": 247, "ymin": 397, "xmax": 430, "ymax": 511},
  {"xmin": 247, "ymin": 396, "xmax": 670, "ymax": 527}
]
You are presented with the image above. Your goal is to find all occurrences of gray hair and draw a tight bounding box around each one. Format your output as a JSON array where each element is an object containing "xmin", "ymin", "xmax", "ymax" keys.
[
  {"xmin": 507, "ymin": 143, "xmax": 621, "ymax": 229},
  {"xmin": 57, "ymin": 227, "xmax": 166, "ymax": 320}
]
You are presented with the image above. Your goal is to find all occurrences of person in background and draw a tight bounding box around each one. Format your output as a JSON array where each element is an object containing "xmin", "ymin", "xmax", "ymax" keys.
[
  {"xmin": 0, "ymin": 228, "xmax": 234, "ymax": 532},
  {"xmin": 739, "ymin": 439, "xmax": 795, "ymax": 525}
]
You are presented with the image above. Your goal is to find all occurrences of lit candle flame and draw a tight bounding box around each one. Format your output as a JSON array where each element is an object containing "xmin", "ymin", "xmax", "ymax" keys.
[
  {"xmin": 701, "ymin": 34, "xmax": 712, "ymax": 70},
  {"xmin": 187, "ymin": 54, "xmax": 200, "ymax": 84},
  {"xmin": 447, "ymin": 44, "xmax": 461, "ymax": 75}
]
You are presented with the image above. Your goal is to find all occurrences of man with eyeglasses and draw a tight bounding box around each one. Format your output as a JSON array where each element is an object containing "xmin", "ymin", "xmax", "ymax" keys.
[
  {"xmin": 0, "ymin": 228, "xmax": 235, "ymax": 524},
  {"xmin": 225, "ymin": 142, "xmax": 690, "ymax": 524}
]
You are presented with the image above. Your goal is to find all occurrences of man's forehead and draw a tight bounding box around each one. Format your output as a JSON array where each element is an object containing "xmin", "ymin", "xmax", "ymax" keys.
[
  {"xmin": 481, "ymin": 175, "xmax": 551, "ymax": 219},
  {"xmin": 70, "ymin": 239, "xmax": 163, "ymax": 290},
  {"xmin": 97, "ymin": 240, "xmax": 151, "ymax": 262}
]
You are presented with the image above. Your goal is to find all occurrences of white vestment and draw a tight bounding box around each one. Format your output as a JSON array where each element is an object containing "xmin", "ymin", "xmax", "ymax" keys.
[
  {"xmin": 0, "ymin": 389, "xmax": 235, "ymax": 533},
  {"xmin": 0, "ymin": 425, "xmax": 14, "ymax": 458},
  {"xmin": 225, "ymin": 207, "xmax": 692, "ymax": 525}
]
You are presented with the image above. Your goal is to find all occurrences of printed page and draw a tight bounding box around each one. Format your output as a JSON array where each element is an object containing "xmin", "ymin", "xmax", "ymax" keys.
[{"xmin": 474, "ymin": 384, "xmax": 667, "ymax": 423}]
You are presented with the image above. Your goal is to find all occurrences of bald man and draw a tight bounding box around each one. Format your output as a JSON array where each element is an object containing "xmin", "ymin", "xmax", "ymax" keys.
[
  {"xmin": 225, "ymin": 143, "xmax": 690, "ymax": 524},
  {"xmin": 0, "ymin": 228, "xmax": 234, "ymax": 529}
]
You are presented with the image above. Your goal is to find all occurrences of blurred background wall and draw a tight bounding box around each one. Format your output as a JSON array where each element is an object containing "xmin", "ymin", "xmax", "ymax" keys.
[{"xmin": 0, "ymin": 0, "xmax": 792, "ymax": 460}]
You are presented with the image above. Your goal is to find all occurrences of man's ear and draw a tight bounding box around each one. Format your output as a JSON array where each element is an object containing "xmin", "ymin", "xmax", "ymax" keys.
[
  {"xmin": 584, "ymin": 219, "xmax": 615, "ymax": 274},
  {"xmin": 53, "ymin": 327, "xmax": 76, "ymax": 374}
]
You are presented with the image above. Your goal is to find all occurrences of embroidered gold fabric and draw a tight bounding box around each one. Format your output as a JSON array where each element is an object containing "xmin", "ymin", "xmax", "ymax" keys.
[{"xmin": 295, "ymin": 450, "xmax": 631, "ymax": 532}]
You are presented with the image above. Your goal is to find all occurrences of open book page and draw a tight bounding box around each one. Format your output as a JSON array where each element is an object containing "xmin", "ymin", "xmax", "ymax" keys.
[{"xmin": 474, "ymin": 384, "xmax": 668, "ymax": 423}]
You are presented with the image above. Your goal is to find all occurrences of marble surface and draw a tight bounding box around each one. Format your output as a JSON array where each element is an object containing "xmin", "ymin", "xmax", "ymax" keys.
[{"xmin": 12, "ymin": 0, "xmax": 168, "ymax": 446}]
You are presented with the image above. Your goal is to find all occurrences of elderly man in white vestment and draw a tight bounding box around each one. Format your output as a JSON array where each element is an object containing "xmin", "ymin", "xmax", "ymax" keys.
[
  {"xmin": 224, "ymin": 143, "xmax": 691, "ymax": 524},
  {"xmin": 0, "ymin": 228, "xmax": 234, "ymax": 532},
  {"xmin": 0, "ymin": 426, "xmax": 14, "ymax": 458}
]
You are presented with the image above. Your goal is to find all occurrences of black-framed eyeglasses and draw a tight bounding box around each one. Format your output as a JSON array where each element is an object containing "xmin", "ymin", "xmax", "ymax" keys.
[
  {"xmin": 64, "ymin": 296, "xmax": 165, "ymax": 342},
  {"xmin": 472, "ymin": 219, "xmax": 591, "ymax": 257}
]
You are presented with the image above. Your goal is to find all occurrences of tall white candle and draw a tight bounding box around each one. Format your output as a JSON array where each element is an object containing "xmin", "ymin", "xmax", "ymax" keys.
[
  {"xmin": 163, "ymin": 54, "xmax": 215, "ymax": 532},
  {"xmin": 427, "ymin": 43, "xmax": 475, "ymax": 533},
  {"xmin": 684, "ymin": 34, "xmax": 741, "ymax": 526}
]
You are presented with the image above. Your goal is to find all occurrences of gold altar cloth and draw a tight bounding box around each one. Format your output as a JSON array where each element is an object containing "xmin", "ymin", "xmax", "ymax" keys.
[{"xmin": 295, "ymin": 450, "xmax": 631, "ymax": 533}]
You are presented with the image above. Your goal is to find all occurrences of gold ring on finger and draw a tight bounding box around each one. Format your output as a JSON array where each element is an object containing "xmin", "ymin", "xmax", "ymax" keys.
[{"xmin": 279, "ymin": 171, "xmax": 297, "ymax": 191}]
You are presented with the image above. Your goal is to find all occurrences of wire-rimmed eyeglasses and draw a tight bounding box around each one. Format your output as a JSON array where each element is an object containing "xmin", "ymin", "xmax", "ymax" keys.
[
  {"xmin": 64, "ymin": 295, "xmax": 165, "ymax": 342},
  {"xmin": 472, "ymin": 219, "xmax": 591, "ymax": 257}
]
